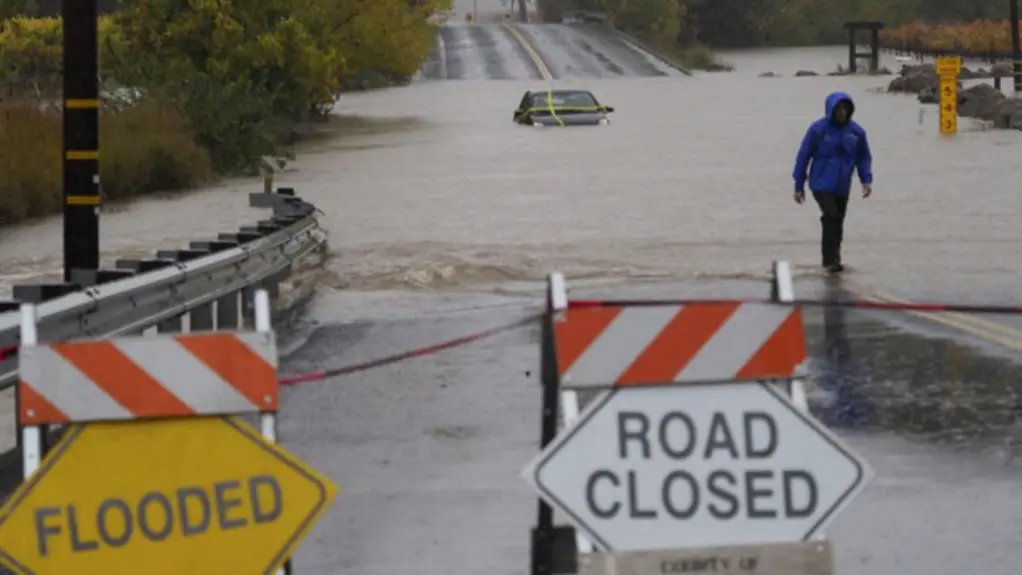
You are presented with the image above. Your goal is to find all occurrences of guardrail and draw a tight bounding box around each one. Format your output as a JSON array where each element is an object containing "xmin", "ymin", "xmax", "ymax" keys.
[{"xmin": 0, "ymin": 186, "xmax": 327, "ymax": 480}]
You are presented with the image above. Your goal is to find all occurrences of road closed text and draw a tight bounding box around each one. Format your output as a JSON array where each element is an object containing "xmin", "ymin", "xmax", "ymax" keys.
[
  {"xmin": 584, "ymin": 410, "xmax": 818, "ymax": 521},
  {"xmin": 30, "ymin": 475, "xmax": 283, "ymax": 556}
]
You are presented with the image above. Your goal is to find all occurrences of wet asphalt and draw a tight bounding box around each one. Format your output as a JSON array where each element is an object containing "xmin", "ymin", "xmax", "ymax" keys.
[
  {"xmin": 269, "ymin": 276, "xmax": 1022, "ymax": 574},
  {"xmin": 4, "ymin": 20, "xmax": 1022, "ymax": 575},
  {"xmin": 430, "ymin": 22, "xmax": 683, "ymax": 80}
]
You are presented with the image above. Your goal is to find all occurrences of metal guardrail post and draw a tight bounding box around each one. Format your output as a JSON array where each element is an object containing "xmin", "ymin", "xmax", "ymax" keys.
[
  {"xmin": 217, "ymin": 292, "xmax": 242, "ymax": 330},
  {"xmin": 0, "ymin": 186, "xmax": 325, "ymax": 502}
]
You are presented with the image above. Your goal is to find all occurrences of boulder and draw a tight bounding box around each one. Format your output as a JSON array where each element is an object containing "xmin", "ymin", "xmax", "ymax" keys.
[
  {"xmin": 957, "ymin": 83, "xmax": 1006, "ymax": 119},
  {"xmin": 794, "ymin": 70, "xmax": 818, "ymax": 77},
  {"xmin": 758, "ymin": 71, "xmax": 779, "ymax": 77},
  {"xmin": 958, "ymin": 66, "xmax": 982, "ymax": 80},
  {"xmin": 917, "ymin": 86, "xmax": 938, "ymax": 103},
  {"xmin": 918, "ymin": 79, "xmax": 965, "ymax": 104},
  {"xmin": 992, "ymin": 97, "xmax": 1022, "ymax": 129},
  {"xmin": 991, "ymin": 62, "xmax": 1012, "ymax": 77},
  {"xmin": 887, "ymin": 64, "xmax": 938, "ymax": 93}
]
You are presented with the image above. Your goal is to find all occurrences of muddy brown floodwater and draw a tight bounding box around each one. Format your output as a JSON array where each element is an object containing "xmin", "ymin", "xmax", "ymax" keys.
[{"xmin": 2, "ymin": 15, "xmax": 1022, "ymax": 575}]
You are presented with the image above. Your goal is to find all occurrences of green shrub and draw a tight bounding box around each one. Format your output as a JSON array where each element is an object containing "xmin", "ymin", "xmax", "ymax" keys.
[{"xmin": 0, "ymin": 0, "xmax": 453, "ymax": 203}]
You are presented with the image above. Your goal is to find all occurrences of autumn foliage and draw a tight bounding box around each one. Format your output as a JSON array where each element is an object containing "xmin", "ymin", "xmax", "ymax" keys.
[
  {"xmin": 880, "ymin": 20, "xmax": 1020, "ymax": 55},
  {"xmin": 0, "ymin": 0, "xmax": 448, "ymax": 224}
]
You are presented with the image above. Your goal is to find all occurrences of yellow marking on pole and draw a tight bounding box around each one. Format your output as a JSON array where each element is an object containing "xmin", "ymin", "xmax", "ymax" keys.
[
  {"xmin": 503, "ymin": 23, "xmax": 552, "ymax": 81},
  {"xmin": 66, "ymin": 195, "xmax": 100, "ymax": 206},
  {"xmin": 938, "ymin": 76, "xmax": 958, "ymax": 136},
  {"xmin": 935, "ymin": 56, "xmax": 961, "ymax": 77},
  {"xmin": 65, "ymin": 99, "xmax": 100, "ymax": 109},
  {"xmin": 66, "ymin": 150, "xmax": 99, "ymax": 160}
]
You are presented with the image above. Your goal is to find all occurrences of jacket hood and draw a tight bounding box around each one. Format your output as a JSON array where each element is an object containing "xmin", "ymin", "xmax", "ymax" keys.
[{"xmin": 825, "ymin": 91, "xmax": 855, "ymax": 121}]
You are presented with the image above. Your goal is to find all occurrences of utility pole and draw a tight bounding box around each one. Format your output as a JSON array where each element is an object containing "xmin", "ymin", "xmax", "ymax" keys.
[
  {"xmin": 518, "ymin": 0, "xmax": 527, "ymax": 22},
  {"xmin": 62, "ymin": 0, "xmax": 101, "ymax": 282},
  {"xmin": 1011, "ymin": 0, "xmax": 1021, "ymax": 92}
]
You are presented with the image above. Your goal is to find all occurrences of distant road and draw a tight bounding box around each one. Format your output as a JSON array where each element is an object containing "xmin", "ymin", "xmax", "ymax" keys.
[{"xmin": 429, "ymin": 22, "xmax": 687, "ymax": 80}]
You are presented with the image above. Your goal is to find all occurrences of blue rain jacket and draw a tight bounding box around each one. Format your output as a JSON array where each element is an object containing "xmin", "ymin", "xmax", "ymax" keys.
[{"xmin": 792, "ymin": 91, "xmax": 873, "ymax": 196}]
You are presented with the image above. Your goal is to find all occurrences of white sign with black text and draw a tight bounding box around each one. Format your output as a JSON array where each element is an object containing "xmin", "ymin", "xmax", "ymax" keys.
[{"xmin": 522, "ymin": 382, "xmax": 872, "ymax": 552}]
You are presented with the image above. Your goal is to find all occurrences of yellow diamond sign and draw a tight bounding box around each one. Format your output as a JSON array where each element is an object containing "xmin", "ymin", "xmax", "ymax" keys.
[{"xmin": 0, "ymin": 416, "xmax": 338, "ymax": 575}]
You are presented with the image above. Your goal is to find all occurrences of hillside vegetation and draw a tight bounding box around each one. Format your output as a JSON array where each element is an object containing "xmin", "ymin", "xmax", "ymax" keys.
[
  {"xmin": 880, "ymin": 20, "xmax": 1022, "ymax": 55},
  {"xmin": 0, "ymin": 0, "xmax": 449, "ymax": 225},
  {"xmin": 538, "ymin": 0, "xmax": 1016, "ymax": 57}
]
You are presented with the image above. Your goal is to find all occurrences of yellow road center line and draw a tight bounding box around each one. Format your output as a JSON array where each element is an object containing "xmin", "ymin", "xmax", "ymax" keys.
[
  {"xmin": 503, "ymin": 23, "xmax": 552, "ymax": 81},
  {"xmin": 843, "ymin": 280, "xmax": 1022, "ymax": 351}
]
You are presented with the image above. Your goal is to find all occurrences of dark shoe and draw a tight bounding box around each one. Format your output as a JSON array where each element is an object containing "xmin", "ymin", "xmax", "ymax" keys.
[{"xmin": 826, "ymin": 263, "xmax": 845, "ymax": 274}]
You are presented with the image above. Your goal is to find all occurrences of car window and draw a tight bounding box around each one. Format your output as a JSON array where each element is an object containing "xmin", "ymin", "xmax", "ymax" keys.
[{"xmin": 529, "ymin": 91, "xmax": 598, "ymax": 108}]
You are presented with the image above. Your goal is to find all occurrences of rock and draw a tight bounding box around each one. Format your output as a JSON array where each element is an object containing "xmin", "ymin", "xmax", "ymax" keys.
[
  {"xmin": 794, "ymin": 70, "xmax": 818, "ymax": 77},
  {"xmin": 957, "ymin": 84, "xmax": 1007, "ymax": 120},
  {"xmin": 918, "ymin": 79, "xmax": 965, "ymax": 104},
  {"xmin": 917, "ymin": 86, "xmax": 938, "ymax": 103},
  {"xmin": 992, "ymin": 98, "xmax": 1022, "ymax": 129},
  {"xmin": 888, "ymin": 64, "xmax": 939, "ymax": 94},
  {"xmin": 958, "ymin": 67, "xmax": 981, "ymax": 80},
  {"xmin": 758, "ymin": 71, "xmax": 779, "ymax": 77},
  {"xmin": 706, "ymin": 61, "xmax": 735, "ymax": 72},
  {"xmin": 874, "ymin": 67, "xmax": 893, "ymax": 76}
]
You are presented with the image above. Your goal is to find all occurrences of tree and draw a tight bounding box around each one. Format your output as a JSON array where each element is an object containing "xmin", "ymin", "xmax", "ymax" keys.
[{"xmin": 109, "ymin": 0, "xmax": 344, "ymax": 171}]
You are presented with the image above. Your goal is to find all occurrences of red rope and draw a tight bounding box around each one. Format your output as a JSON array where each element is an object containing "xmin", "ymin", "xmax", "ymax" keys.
[
  {"xmin": 568, "ymin": 298, "xmax": 1022, "ymax": 315},
  {"xmin": 278, "ymin": 312, "xmax": 543, "ymax": 385}
]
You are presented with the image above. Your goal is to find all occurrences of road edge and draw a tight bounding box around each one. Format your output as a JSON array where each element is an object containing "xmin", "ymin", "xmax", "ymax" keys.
[
  {"xmin": 843, "ymin": 279, "xmax": 1022, "ymax": 352},
  {"xmin": 596, "ymin": 24, "xmax": 693, "ymax": 76},
  {"xmin": 503, "ymin": 23, "xmax": 554, "ymax": 81}
]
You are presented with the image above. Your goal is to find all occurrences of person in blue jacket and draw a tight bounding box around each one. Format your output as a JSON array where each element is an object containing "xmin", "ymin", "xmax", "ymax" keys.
[{"xmin": 792, "ymin": 91, "xmax": 873, "ymax": 274}]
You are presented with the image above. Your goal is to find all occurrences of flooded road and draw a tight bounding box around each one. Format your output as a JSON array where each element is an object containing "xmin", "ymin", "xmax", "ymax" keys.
[
  {"xmin": 2, "ymin": 4, "xmax": 1022, "ymax": 571},
  {"xmin": 280, "ymin": 279, "xmax": 1022, "ymax": 575}
]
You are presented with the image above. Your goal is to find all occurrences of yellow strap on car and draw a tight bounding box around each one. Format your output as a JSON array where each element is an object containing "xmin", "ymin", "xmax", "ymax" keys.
[
  {"xmin": 526, "ymin": 106, "xmax": 603, "ymax": 112},
  {"xmin": 545, "ymin": 89, "xmax": 565, "ymax": 126}
]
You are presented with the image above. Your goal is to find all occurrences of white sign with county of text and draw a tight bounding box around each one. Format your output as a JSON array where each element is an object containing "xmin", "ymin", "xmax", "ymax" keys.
[{"xmin": 522, "ymin": 382, "xmax": 872, "ymax": 552}]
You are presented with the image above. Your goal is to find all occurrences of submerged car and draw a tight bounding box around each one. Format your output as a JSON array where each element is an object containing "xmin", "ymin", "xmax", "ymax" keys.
[{"xmin": 513, "ymin": 89, "xmax": 614, "ymax": 126}]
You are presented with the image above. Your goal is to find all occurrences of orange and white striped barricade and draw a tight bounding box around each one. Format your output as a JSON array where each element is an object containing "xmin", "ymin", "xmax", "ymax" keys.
[
  {"xmin": 0, "ymin": 290, "xmax": 338, "ymax": 575},
  {"xmin": 525, "ymin": 261, "xmax": 871, "ymax": 575}
]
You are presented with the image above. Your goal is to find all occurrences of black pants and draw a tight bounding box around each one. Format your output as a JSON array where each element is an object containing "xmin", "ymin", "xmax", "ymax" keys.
[{"xmin": 812, "ymin": 191, "xmax": 849, "ymax": 267}]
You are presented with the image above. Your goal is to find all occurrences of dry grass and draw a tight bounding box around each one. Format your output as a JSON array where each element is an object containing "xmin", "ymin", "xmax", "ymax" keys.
[{"xmin": 0, "ymin": 97, "xmax": 215, "ymax": 225}]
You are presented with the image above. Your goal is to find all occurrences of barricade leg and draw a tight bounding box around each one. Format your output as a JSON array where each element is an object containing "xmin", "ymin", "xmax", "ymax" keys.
[
  {"xmin": 772, "ymin": 260, "xmax": 808, "ymax": 412},
  {"xmin": 254, "ymin": 289, "xmax": 291, "ymax": 575},
  {"xmin": 773, "ymin": 261, "xmax": 824, "ymax": 545},
  {"xmin": 531, "ymin": 272, "xmax": 577, "ymax": 575},
  {"xmin": 19, "ymin": 304, "xmax": 42, "ymax": 479},
  {"xmin": 559, "ymin": 388, "xmax": 598, "ymax": 554}
]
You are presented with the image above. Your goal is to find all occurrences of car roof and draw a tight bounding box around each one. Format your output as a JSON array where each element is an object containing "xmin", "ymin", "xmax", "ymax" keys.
[{"xmin": 527, "ymin": 89, "xmax": 594, "ymax": 96}]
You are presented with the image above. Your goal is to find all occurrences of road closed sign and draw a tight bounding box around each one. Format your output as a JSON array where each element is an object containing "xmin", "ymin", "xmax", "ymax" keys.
[
  {"xmin": 0, "ymin": 416, "xmax": 337, "ymax": 575},
  {"xmin": 522, "ymin": 383, "xmax": 871, "ymax": 552}
]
